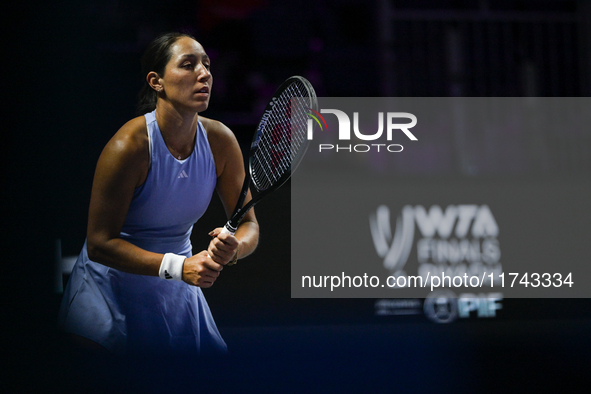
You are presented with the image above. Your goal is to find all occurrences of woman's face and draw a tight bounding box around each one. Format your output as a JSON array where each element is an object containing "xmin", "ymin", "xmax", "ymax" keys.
[{"xmin": 160, "ymin": 36, "xmax": 212, "ymax": 113}]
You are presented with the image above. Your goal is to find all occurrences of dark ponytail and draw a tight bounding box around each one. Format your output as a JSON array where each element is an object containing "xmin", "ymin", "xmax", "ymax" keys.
[{"xmin": 136, "ymin": 32, "xmax": 196, "ymax": 115}]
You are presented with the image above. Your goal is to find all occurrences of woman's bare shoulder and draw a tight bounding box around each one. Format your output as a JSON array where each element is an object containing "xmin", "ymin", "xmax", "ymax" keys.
[
  {"xmin": 198, "ymin": 116, "xmax": 242, "ymax": 177},
  {"xmin": 104, "ymin": 116, "xmax": 149, "ymax": 159},
  {"xmin": 199, "ymin": 116, "xmax": 235, "ymax": 143}
]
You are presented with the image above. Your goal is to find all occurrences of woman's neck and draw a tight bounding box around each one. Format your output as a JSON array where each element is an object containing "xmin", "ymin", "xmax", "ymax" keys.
[{"xmin": 155, "ymin": 102, "xmax": 199, "ymax": 159}]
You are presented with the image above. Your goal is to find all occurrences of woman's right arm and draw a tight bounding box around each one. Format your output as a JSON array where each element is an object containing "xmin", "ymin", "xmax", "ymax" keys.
[{"xmin": 86, "ymin": 117, "xmax": 223, "ymax": 287}]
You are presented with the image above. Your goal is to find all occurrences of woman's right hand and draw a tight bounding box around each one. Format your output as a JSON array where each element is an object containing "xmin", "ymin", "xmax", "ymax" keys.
[{"xmin": 182, "ymin": 250, "xmax": 224, "ymax": 287}]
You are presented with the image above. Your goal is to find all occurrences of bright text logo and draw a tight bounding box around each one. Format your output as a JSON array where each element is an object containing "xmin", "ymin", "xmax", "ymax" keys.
[{"xmin": 307, "ymin": 110, "xmax": 417, "ymax": 153}]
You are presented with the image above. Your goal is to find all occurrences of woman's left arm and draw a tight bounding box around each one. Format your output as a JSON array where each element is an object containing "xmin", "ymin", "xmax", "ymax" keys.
[{"xmin": 203, "ymin": 117, "xmax": 259, "ymax": 265}]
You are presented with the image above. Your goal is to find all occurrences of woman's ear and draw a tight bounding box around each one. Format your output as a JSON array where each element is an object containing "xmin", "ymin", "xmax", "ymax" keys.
[{"xmin": 147, "ymin": 71, "xmax": 163, "ymax": 92}]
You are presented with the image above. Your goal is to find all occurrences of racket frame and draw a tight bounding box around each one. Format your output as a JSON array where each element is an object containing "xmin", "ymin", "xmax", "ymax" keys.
[{"xmin": 222, "ymin": 76, "xmax": 316, "ymax": 234}]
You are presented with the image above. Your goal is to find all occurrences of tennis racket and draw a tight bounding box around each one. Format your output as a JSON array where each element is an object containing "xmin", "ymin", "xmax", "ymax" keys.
[{"xmin": 220, "ymin": 75, "xmax": 316, "ymax": 236}]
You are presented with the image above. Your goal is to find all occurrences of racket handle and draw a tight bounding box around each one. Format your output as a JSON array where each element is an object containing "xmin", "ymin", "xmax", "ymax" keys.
[{"xmin": 221, "ymin": 222, "xmax": 236, "ymax": 236}]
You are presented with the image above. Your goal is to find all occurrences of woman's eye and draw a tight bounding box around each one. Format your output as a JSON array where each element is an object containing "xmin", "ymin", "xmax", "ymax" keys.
[
  {"xmin": 182, "ymin": 63, "xmax": 193, "ymax": 69},
  {"xmin": 204, "ymin": 64, "xmax": 211, "ymax": 70}
]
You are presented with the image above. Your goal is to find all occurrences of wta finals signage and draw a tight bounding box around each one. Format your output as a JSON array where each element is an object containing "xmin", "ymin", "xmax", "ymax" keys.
[{"xmin": 370, "ymin": 204, "xmax": 503, "ymax": 288}]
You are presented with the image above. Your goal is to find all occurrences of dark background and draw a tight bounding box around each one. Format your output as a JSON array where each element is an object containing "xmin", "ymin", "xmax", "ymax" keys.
[{"xmin": 5, "ymin": 0, "xmax": 591, "ymax": 392}]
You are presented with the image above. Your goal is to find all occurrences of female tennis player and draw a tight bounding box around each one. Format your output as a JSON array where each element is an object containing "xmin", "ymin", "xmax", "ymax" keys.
[{"xmin": 58, "ymin": 32, "xmax": 259, "ymax": 355}]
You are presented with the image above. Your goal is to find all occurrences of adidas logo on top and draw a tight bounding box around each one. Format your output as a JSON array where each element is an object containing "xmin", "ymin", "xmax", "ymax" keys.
[{"xmin": 178, "ymin": 170, "xmax": 189, "ymax": 179}]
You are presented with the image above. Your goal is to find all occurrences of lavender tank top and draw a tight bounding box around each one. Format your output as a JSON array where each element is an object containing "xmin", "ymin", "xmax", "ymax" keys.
[{"xmin": 59, "ymin": 111, "xmax": 226, "ymax": 354}]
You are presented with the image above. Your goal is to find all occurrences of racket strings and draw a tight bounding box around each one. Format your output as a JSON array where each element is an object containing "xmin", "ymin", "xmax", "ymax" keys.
[
  {"xmin": 251, "ymin": 80, "xmax": 310, "ymax": 191},
  {"xmin": 252, "ymin": 105, "xmax": 306, "ymax": 188}
]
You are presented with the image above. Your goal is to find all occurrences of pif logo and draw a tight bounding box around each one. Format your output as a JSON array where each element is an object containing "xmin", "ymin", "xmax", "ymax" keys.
[
  {"xmin": 423, "ymin": 290, "xmax": 503, "ymax": 323},
  {"xmin": 306, "ymin": 109, "xmax": 417, "ymax": 153}
]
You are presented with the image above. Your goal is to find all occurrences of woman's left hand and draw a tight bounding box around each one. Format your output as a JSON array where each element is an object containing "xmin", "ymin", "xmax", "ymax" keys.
[{"xmin": 207, "ymin": 228, "xmax": 240, "ymax": 265}]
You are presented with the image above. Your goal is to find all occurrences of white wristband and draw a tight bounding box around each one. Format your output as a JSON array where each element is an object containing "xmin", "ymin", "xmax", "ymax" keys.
[{"xmin": 159, "ymin": 253, "xmax": 185, "ymax": 281}]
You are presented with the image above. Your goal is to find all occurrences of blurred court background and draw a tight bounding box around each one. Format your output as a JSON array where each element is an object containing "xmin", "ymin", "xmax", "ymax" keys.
[{"xmin": 6, "ymin": 0, "xmax": 591, "ymax": 392}]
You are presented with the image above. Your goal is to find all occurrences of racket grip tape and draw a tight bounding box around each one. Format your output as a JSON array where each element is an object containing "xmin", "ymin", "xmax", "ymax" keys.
[{"xmin": 221, "ymin": 222, "xmax": 237, "ymax": 236}]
